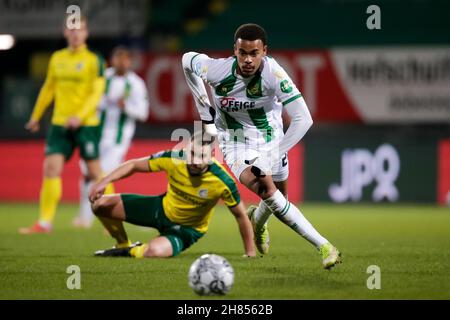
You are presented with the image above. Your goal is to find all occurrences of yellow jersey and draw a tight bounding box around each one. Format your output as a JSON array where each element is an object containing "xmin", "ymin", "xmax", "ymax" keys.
[
  {"xmin": 30, "ymin": 44, "xmax": 106, "ymax": 126},
  {"xmin": 148, "ymin": 150, "xmax": 241, "ymax": 233}
]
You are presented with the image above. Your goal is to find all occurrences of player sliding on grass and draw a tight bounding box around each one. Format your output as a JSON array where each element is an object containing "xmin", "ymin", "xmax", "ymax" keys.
[
  {"xmin": 182, "ymin": 23, "xmax": 341, "ymax": 269},
  {"xmin": 89, "ymin": 134, "xmax": 256, "ymax": 258}
]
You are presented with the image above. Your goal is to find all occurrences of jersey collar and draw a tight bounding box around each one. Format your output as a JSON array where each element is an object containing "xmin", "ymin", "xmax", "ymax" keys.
[{"xmin": 68, "ymin": 44, "xmax": 87, "ymax": 54}]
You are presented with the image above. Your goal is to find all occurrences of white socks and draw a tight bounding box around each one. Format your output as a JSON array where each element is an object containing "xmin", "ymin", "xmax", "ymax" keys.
[
  {"xmin": 261, "ymin": 190, "xmax": 328, "ymax": 248},
  {"xmin": 254, "ymin": 200, "xmax": 272, "ymax": 231},
  {"xmin": 78, "ymin": 178, "xmax": 95, "ymax": 225}
]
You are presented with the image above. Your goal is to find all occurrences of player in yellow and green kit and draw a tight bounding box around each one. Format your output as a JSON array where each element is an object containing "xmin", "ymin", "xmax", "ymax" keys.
[
  {"xmin": 20, "ymin": 16, "xmax": 108, "ymax": 234},
  {"xmin": 89, "ymin": 134, "xmax": 256, "ymax": 258}
]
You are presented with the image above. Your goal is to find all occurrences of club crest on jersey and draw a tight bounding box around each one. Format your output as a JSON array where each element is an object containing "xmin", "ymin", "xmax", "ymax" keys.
[
  {"xmin": 246, "ymin": 82, "xmax": 262, "ymax": 97},
  {"xmin": 219, "ymin": 97, "xmax": 255, "ymax": 112},
  {"xmin": 194, "ymin": 61, "xmax": 207, "ymax": 76},
  {"xmin": 76, "ymin": 62, "xmax": 84, "ymax": 71},
  {"xmin": 280, "ymin": 79, "xmax": 293, "ymax": 93},
  {"xmin": 198, "ymin": 189, "xmax": 208, "ymax": 198}
]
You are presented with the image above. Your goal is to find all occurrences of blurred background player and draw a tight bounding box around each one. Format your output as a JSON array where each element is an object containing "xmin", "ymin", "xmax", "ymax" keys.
[
  {"xmin": 74, "ymin": 46, "xmax": 150, "ymax": 229},
  {"xmin": 19, "ymin": 15, "xmax": 106, "ymax": 234},
  {"xmin": 89, "ymin": 134, "xmax": 256, "ymax": 258},
  {"xmin": 182, "ymin": 23, "xmax": 341, "ymax": 269}
]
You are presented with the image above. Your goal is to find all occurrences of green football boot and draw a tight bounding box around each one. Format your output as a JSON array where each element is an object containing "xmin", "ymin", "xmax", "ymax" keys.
[{"xmin": 319, "ymin": 243, "xmax": 342, "ymax": 270}]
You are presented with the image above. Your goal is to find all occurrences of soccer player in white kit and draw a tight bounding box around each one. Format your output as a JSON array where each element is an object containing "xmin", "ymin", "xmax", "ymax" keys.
[
  {"xmin": 74, "ymin": 46, "xmax": 150, "ymax": 228},
  {"xmin": 182, "ymin": 23, "xmax": 341, "ymax": 269}
]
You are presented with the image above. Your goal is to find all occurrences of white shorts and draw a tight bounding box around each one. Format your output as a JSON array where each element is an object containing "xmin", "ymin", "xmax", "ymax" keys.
[
  {"xmin": 220, "ymin": 143, "xmax": 289, "ymax": 183},
  {"xmin": 80, "ymin": 140, "xmax": 129, "ymax": 176}
]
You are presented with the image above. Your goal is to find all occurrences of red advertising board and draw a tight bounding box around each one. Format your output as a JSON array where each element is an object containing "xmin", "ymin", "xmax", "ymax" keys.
[
  {"xmin": 139, "ymin": 48, "xmax": 450, "ymax": 124},
  {"xmin": 438, "ymin": 140, "xmax": 450, "ymax": 205},
  {"xmin": 139, "ymin": 51, "xmax": 361, "ymax": 124},
  {"xmin": 0, "ymin": 140, "xmax": 303, "ymax": 204}
]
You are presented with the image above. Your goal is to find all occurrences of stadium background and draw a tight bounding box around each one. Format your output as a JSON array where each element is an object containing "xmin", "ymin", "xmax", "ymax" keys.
[
  {"xmin": 0, "ymin": 0, "xmax": 449, "ymax": 301},
  {"xmin": 0, "ymin": 0, "xmax": 449, "ymax": 205}
]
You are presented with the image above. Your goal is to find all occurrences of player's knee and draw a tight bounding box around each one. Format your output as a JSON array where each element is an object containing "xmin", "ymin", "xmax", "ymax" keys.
[
  {"xmin": 257, "ymin": 181, "xmax": 278, "ymax": 199},
  {"xmin": 44, "ymin": 161, "xmax": 62, "ymax": 177},
  {"xmin": 144, "ymin": 244, "xmax": 167, "ymax": 258},
  {"xmin": 92, "ymin": 197, "xmax": 110, "ymax": 217}
]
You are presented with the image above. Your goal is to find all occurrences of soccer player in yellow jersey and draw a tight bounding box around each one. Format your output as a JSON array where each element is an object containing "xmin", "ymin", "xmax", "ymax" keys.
[
  {"xmin": 89, "ymin": 134, "xmax": 256, "ymax": 258},
  {"xmin": 20, "ymin": 16, "xmax": 106, "ymax": 234}
]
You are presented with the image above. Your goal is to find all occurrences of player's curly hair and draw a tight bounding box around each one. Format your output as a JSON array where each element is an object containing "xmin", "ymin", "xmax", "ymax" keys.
[{"xmin": 234, "ymin": 23, "xmax": 267, "ymax": 46}]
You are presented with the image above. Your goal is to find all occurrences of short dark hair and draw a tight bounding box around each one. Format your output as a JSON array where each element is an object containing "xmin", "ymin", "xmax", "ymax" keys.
[
  {"xmin": 191, "ymin": 131, "xmax": 215, "ymax": 146},
  {"xmin": 111, "ymin": 45, "xmax": 131, "ymax": 58},
  {"xmin": 234, "ymin": 23, "xmax": 267, "ymax": 46}
]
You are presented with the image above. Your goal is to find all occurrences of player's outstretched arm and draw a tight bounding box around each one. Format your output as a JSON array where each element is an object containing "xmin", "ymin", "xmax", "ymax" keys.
[
  {"xmin": 228, "ymin": 202, "xmax": 256, "ymax": 257},
  {"xmin": 89, "ymin": 157, "xmax": 150, "ymax": 202}
]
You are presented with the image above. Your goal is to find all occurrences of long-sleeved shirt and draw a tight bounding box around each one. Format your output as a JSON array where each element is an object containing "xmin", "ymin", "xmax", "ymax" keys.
[
  {"xmin": 98, "ymin": 67, "xmax": 149, "ymax": 145},
  {"xmin": 30, "ymin": 44, "xmax": 106, "ymax": 126}
]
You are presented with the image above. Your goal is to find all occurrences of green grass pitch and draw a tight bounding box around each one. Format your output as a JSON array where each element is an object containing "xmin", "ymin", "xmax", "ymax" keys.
[{"xmin": 0, "ymin": 203, "xmax": 449, "ymax": 300}]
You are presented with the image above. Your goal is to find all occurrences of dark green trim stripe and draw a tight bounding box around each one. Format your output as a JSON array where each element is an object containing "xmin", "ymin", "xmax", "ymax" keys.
[
  {"xmin": 105, "ymin": 77, "xmax": 112, "ymax": 94},
  {"xmin": 209, "ymin": 163, "xmax": 241, "ymax": 205},
  {"xmin": 95, "ymin": 52, "xmax": 105, "ymax": 77},
  {"xmin": 190, "ymin": 53, "xmax": 201, "ymax": 73},
  {"xmin": 282, "ymin": 94, "xmax": 302, "ymax": 106},
  {"xmin": 98, "ymin": 110, "xmax": 106, "ymax": 139},
  {"xmin": 220, "ymin": 110, "xmax": 245, "ymax": 143},
  {"xmin": 276, "ymin": 201, "xmax": 291, "ymax": 218},
  {"xmin": 215, "ymin": 58, "xmax": 238, "ymax": 97},
  {"xmin": 124, "ymin": 79, "xmax": 131, "ymax": 98},
  {"xmin": 246, "ymin": 70, "xmax": 262, "ymax": 98},
  {"xmin": 280, "ymin": 202, "xmax": 291, "ymax": 217},
  {"xmin": 247, "ymin": 107, "xmax": 273, "ymax": 142},
  {"xmin": 115, "ymin": 112, "xmax": 127, "ymax": 144},
  {"xmin": 231, "ymin": 57, "xmax": 238, "ymax": 75},
  {"xmin": 220, "ymin": 110, "xmax": 243, "ymax": 130}
]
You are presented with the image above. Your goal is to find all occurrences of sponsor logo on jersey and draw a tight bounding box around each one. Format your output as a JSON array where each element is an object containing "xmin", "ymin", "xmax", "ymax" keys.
[{"xmin": 219, "ymin": 97, "xmax": 255, "ymax": 112}]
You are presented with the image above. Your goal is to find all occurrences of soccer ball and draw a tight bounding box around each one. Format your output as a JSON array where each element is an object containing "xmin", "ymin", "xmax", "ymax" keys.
[{"xmin": 188, "ymin": 254, "xmax": 234, "ymax": 296}]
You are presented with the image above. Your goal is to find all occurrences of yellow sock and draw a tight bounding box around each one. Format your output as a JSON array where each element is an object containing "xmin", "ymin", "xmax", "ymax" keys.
[
  {"xmin": 130, "ymin": 244, "xmax": 148, "ymax": 258},
  {"xmin": 116, "ymin": 240, "xmax": 132, "ymax": 248},
  {"xmin": 39, "ymin": 177, "xmax": 62, "ymax": 225},
  {"xmin": 104, "ymin": 182, "xmax": 115, "ymax": 195}
]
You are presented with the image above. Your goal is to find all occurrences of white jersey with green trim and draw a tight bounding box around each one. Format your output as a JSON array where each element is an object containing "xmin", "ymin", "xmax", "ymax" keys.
[
  {"xmin": 190, "ymin": 54, "xmax": 302, "ymax": 149},
  {"xmin": 99, "ymin": 68, "xmax": 149, "ymax": 147}
]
